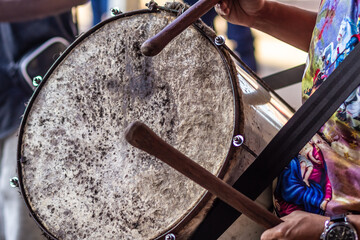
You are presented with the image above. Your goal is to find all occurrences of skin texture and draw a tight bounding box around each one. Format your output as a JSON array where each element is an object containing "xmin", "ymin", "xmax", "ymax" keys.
[
  {"xmin": 215, "ymin": 0, "xmax": 317, "ymax": 51},
  {"xmin": 260, "ymin": 211, "xmax": 328, "ymax": 240},
  {"xmin": 261, "ymin": 211, "xmax": 360, "ymax": 240},
  {"xmin": 0, "ymin": 0, "xmax": 88, "ymax": 22}
]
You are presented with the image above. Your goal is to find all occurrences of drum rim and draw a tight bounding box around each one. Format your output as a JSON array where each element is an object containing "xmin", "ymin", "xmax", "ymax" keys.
[
  {"xmin": 155, "ymin": 20, "xmax": 244, "ymax": 240},
  {"xmin": 16, "ymin": 7, "xmax": 243, "ymax": 240}
]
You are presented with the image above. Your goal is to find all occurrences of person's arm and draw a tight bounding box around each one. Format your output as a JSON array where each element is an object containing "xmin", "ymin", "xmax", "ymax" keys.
[
  {"xmin": 0, "ymin": 0, "xmax": 89, "ymax": 22},
  {"xmin": 261, "ymin": 211, "xmax": 328, "ymax": 240},
  {"xmin": 347, "ymin": 215, "xmax": 360, "ymax": 236},
  {"xmin": 216, "ymin": 0, "xmax": 317, "ymax": 51},
  {"xmin": 261, "ymin": 211, "xmax": 360, "ymax": 240}
]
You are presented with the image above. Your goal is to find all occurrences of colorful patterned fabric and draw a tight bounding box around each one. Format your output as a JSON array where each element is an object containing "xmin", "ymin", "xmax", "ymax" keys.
[{"xmin": 274, "ymin": 0, "xmax": 360, "ymax": 217}]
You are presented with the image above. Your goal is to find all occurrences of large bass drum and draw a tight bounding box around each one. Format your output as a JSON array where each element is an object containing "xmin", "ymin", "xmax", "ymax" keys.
[{"xmin": 17, "ymin": 3, "xmax": 293, "ymax": 240}]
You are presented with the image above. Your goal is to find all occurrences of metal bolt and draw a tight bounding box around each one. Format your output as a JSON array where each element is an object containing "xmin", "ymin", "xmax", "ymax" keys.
[
  {"xmin": 145, "ymin": 0, "xmax": 158, "ymax": 10},
  {"xmin": 32, "ymin": 76, "xmax": 43, "ymax": 87},
  {"xmin": 165, "ymin": 233, "xmax": 176, "ymax": 240},
  {"xmin": 215, "ymin": 35, "xmax": 226, "ymax": 46},
  {"xmin": 110, "ymin": 7, "xmax": 122, "ymax": 16},
  {"xmin": 233, "ymin": 135, "xmax": 244, "ymax": 147},
  {"xmin": 10, "ymin": 177, "xmax": 19, "ymax": 188}
]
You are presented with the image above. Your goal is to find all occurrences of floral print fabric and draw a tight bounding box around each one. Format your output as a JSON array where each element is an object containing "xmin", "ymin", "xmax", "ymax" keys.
[{"xmin": 274, "ymin": 0, "xmax": 360, "ymax": 216}]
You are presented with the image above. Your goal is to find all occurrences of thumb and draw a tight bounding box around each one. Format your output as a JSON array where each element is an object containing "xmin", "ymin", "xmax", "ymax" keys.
[{"xmin": 215, "ymin": 1, "xmax": 230, "ymax": 16}]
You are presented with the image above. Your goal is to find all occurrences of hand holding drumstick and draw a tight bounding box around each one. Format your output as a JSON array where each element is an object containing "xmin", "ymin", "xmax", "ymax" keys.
[
  {"xmin": 141, "ymin": 0, "xmax": 220, "ymax": 56},
  {"xmin": 142, "ymin": 0, "xmax": 315, "ymax": 56}
]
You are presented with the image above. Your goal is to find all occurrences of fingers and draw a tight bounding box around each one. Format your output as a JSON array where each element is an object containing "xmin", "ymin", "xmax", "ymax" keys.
[
  {"xmin": 261, "ymin": 212, "xmax": 300, "ymax": 240},
  {"xmin": 215, "ymin": 1, "xmax": 230, "ymax": 16},
  {"xmin": 261, "ymin": 225, "xmax": 285, "ymax": 240}
]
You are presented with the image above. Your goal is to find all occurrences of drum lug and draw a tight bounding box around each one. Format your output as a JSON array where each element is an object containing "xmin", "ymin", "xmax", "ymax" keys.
[
  {"xmin": 10, "ymin": 177, "xmax": 19, "ymax": 188},
  {"xmin": 110, "ymin": 7, "xmax": 122, "ymax": 16},
  {"xmin": 32, "ymin": 75, "xmax": 43, "ymax": 87},
  {"xmin": 146, "ymin": 0, "xmax": 159, "ymax": 11},
  {"xmin": 233, "ymin": 135, "xmax": 244, "ymax": 147},
  {"xmin": 164, "ymin": 233, "xmax": 176, "ymax": 240},
  {"xmin": 233, "ymin": 135, "xmax": 259, "ymax": 158},
  {"xmin": 214, "ymin": 35, "xmax": 226, "ymax": 46}
]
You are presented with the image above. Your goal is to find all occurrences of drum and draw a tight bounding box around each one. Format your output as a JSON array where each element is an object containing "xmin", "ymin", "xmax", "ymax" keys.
[{"xmin": 17, "ymin": 3, "xmax": 293, "ymax": 240}]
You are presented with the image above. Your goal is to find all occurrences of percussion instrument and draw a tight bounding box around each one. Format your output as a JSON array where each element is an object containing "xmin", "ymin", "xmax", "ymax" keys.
[
  {"xmin": 17, "ymin": 3, "xmax": 293, "ymax": 239},
  {"xmin": 124, "ymin": 121, "xmax": 283, "ymax": 229}
]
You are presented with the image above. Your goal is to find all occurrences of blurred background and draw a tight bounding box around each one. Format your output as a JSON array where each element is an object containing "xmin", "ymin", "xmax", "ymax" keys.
[{"xmin": 76, "ymin": 0, "xmax": 321, "ymax": 110}]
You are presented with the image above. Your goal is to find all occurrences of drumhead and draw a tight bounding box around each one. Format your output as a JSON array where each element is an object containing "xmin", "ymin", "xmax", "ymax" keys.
[{"xmin": 18, "ymin": 8, "xmax": 242, "ymax": 240}]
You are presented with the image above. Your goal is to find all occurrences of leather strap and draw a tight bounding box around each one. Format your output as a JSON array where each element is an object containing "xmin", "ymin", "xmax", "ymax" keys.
[
  {"xmin": 262, "ymin": 64, "xmax": 305, "ymax": 90},
  {"xmin": 191, "ymin": 43, "xmax": 360, "ymax": 239},
  {"xmin": 330, "ymin": 214, "xmax": 347, "ymax": 222}
]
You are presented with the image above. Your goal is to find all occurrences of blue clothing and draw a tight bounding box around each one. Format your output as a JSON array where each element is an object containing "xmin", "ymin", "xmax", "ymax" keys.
[
  {"xmin": 0, "ymin": 12, "xmax": 77, "ymax": 139},
  {"xmin": 91, "ymin": 0, "xmax": 108, "ymax": 25},
  {"xmin": 275, "ymin": 158, "xmax": 325, "ymax": 215}
]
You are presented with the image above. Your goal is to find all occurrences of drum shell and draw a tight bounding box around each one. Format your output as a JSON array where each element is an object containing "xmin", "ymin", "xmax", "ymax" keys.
[
  {"xmin": 17, "ymin": 7, "xmax": 293, "ymax": 240},
  {"xmin": 219, "ymin": 64, "xmax": 293, "ymax": 239}
]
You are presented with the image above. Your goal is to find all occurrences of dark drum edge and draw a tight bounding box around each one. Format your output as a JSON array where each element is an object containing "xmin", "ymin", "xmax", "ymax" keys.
[
  {"xmin": 16, "ymin": 8, "xmax": 158, "ymax": 240},
  {"xmin": 16, "ymin": 7, "xmax": 244, "ymax": 240}
]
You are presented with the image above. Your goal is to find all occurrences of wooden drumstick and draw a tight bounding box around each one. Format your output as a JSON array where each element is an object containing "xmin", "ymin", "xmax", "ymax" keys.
[
  {"xmin": 124, "ymin": 121, "xmax": 283, "ymax": 229},
  {"xmin": 141, "ymin": 0, "xmax": 219, "ymax": 56}
]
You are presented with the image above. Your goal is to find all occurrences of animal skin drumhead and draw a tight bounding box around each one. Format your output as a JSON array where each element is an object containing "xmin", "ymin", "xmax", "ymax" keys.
[{"xmin": 18, "ymin": 9, "xmax": 242, "ymax": 240}]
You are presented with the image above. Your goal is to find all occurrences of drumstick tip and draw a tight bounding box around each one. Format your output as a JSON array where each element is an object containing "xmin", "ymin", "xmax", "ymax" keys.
[
  {"xmin": 124, "ymin": 121, "xmax": 161, "ymax": 155},
  {"xmin": 124, "ymin": 121, "xmax": 144, "ymax": 146},
  {"xmin": 141, "ymin": 40, "xmax": 160, "ymax": 56}
]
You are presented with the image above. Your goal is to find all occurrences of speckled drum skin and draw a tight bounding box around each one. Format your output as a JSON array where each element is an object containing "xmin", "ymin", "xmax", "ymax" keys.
[
  {"xmin": 18, "ymin": 9, "xmax": 245, "ymax": 240},
  {"xmin": 18, "ymin": 6, "xmax": 295, "ymax": 240}
]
